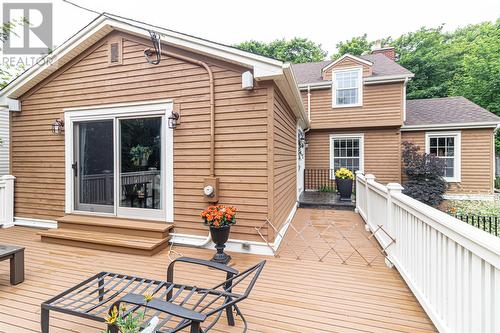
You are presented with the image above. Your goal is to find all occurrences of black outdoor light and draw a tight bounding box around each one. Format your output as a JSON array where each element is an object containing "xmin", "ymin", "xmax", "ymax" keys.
[
  {"xmin": 168, "ymin": 111, "xmax": 180, "ymax": 129},
  {"xmin": 51, "ymin": 119, "xmax": 64, "ymax": 135}
]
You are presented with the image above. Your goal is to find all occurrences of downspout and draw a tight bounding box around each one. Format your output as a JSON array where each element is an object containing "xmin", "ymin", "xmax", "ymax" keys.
[
  {"xmin": 307, "ymin": 85, "xmax": 311, "ymax": 122},
  {"xmin": 144, "ymin": 47, "xmax": 215, "ymax": 247},
  {"xmin": 144, "ymin": 48, "xmax": 216, "ymax": 178}
]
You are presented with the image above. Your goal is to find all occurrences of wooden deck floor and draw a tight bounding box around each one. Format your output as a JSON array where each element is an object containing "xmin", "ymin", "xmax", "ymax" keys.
[{"xmin": 0, "ymin": 209, "xmax": 436, "ymax": 333}]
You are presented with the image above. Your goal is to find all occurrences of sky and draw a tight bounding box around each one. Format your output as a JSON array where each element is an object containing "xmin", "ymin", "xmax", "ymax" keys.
[{"xmin": 2, "ymin": 0, "xmax": 500, "ymax": 57}]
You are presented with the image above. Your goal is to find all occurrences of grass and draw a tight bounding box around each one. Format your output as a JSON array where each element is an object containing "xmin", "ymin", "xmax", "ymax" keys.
[{"xmin": 441, "ymin": 199, "xmax": 500, "ymax": 216}]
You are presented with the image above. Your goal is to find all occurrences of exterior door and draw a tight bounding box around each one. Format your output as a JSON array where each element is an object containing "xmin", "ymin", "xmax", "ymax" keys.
[
  {"xmin": 117, "ymin": 116, "xmax": 165, "ymax": 220},
  {"xmin": 74, "ymin": 120, "xmax": 114, "ymax": 213}
]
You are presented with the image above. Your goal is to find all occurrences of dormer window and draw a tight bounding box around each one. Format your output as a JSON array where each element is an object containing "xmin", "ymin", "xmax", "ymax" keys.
[{"xmin": 332, "ymin": 68, "xmax": 363, "ymax": 108}]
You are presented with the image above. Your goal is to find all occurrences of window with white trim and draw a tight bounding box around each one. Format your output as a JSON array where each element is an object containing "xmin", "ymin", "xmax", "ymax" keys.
[
  {"xmin": 332, "ymin": 68, "xmax": 362, "ymax": 107},
  {"xmin": 426, "ymin": 132, "xmax": 461, "ymax": 182},
  {"xmin": 330, "ymin": 135, "xmax": 364, "ymax": 175}
]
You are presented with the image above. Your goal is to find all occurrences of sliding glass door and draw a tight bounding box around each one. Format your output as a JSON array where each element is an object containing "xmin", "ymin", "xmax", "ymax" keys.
[
  {"xmin": 118, "ymin": 117, "xmax": 163, "ymax": 218},
  {"xmin": 74, "ymin": 120, "xmax": 114, "ymax": 213},
  {"xmin": 73, "ymin": 116, "xmax": 165, "ymax": 220}
]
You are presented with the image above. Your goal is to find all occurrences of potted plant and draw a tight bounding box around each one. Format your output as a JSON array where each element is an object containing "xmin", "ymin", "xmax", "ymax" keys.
[
  {"xmin": 130, "ymin": 145, "xmax": 153, "ymax": 167},
  {"xmin": 201, "ymin": 205, "xmax": 236, "ymax": 264},
  {"xmin": 335, "ymin": 168, "xmax": 354, "ymax": 201},
  {"xmin": 104, "ymin": 293, "xmax": 158, "ymax": 333}
]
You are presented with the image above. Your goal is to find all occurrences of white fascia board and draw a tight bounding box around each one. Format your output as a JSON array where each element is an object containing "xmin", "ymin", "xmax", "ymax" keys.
[
  {"xmin": 0, "ymin": 16, "xmax": 111, "ymax": 104},
  {"xmin": 106, "ymin": 19, "xmax": 284, "ymax": 80},
  {"xmin": 280, "ymin": 64, "xmax": 309, "ymax": 128},
  {"xmin": 322, "ymin": 54, "xmax": 373, "ymax": 72},
  {"xmin": 401, "ymin": 122, "xmax": 500, "ymax": 131},
  {"xmin": 298, "ymin": 81, "xmax": 333, "ymax": 90}
]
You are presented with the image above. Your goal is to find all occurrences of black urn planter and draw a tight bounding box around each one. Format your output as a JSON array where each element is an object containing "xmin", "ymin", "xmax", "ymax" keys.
[
  {"xmin": 209, "ymin": 225, "xmax": 231, "ymax": 264},
  {"xmin": 336, "ymin": 178, "xmax": 353, "ymax": 201}
]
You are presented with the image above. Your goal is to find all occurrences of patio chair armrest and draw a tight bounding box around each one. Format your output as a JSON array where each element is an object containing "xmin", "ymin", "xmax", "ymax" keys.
[
  {"xmin": 167, "ymin": 257, "xmax": 238, "ymax": 283},
  {"xmin": 113, "ymin": 293, "xmax": 206, "ymax": 322}
]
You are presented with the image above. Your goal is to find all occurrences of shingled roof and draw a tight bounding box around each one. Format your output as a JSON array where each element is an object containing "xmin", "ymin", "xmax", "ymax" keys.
[
  {"xmin": 405, "ymin": 97, "xmax": 500, "ymax": 126},
  {"xmin": 292, "ymin": 53, "xmax": 413, "ymax": 85}
]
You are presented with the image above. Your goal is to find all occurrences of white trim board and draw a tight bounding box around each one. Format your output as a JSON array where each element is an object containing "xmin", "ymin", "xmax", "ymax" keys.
[
  {"xmin": 14, "ymin": 217, "xmax": 57, "ymax": 229},
  {"xmin": 329, "ymin": 133, "xmax": 365, "ymax": 177},
  {"xmin": 322, "ymin": 54, "xmax": 373, "ymax": 72},
  {"xmin": 64, "ymin": 100, "xmax": 174, "ymax": 222},
  {"xmin": 425, "ymin": 131, "xmax": 461, "ymax": 183},
  {"xmin": 170, "ymin": 202, "xmax": 298, "ymax": 256}
]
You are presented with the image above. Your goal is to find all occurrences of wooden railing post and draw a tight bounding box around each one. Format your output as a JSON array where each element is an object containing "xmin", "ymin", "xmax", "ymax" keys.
[
  {"xmin": 2, "ymin": 175, "xmax": 15, "ymax": 228},
  {"xmin": 364, "ymin": 174, "xmax": 375, "ymax": 230}
]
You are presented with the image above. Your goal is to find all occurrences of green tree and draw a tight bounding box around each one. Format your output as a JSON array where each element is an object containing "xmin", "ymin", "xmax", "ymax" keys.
[
  {"xmin": 234, "ymin": 37, "xmax": 327, "ymax": 64},
  {"xmin": 1, "ymin": 18, "xmax": 29, "ymax": 88},
  {"xmin": 331, "ymin": 34, "xmax": 373, "ymax": 59}
]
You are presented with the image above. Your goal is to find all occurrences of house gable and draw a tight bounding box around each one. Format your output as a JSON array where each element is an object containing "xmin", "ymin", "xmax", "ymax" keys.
[{"xmin": 322, "ymin": 54, "xmax": 373, "ymax": 80}]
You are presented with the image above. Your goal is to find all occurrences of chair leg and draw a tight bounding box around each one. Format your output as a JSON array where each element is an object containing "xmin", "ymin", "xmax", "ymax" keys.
[
  {"xmin": 41, "ymin": 307, "xmax": 49, "ymax": 333},
  {"xmin": 190, "ymin": 322, "xmax": 201, "ymax": 333},
  {"xmin": 226, "ymin": 305, "xmax": 235, "ymax": 326}
]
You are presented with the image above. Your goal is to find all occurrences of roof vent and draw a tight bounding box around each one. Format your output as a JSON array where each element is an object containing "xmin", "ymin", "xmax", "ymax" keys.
[{"xmin": 108, "ymin": 39, "xmax": 122, "ymax": 65}]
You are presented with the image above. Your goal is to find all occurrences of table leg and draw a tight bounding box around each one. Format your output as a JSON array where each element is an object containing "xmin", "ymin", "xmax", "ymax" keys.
[{"xmin": 10, "ymin": 251, "xmax": 25, "ymax": 285}]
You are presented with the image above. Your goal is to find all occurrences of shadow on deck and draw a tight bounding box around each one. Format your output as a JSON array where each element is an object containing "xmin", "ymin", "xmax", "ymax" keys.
[{"xmin": 298, "ymin": 191, "xmax": 355, "ymax": 210}]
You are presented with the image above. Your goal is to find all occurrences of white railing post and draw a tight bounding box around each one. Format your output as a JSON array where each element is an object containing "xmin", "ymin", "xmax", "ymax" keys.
[
  {"xmin": 1, "ymin": 175, "xmax": 15, "ymax": 228},
  {"xmin": 354, "ymin": 170, "xmax": 363, "ymax": 213},
  {"xmin": 385, "ymin": 183, "xmax": 404, "ymax": 268},
  {"xmin": 364, "ymin": 174, "xmax": 375, "ymax": 231}
]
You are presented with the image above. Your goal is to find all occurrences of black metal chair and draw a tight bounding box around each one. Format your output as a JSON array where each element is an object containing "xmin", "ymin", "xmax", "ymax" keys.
[{"xmin": 107, "ymin": 257, "xmax": 266, "ymax": 333}]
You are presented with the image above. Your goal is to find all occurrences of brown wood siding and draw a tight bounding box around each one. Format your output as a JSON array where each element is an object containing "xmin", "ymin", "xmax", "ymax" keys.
[
  {"xmin": 401, "ymin": 129, "xmax": 494, "ymax": 194},
  {"xmin": 12, "ymin": 32, "xmax": 273, "ymax": 241},
  {"xmin": 272, "ymin": 86, "xmax": 297, "ymax": 233},
  {"xmin": 323, "ymin": 57, "xmax": 372, "ymax": 80},
  {"xmin": 306, "ymin": 128, "xmax": 401, "ymax": 184},
  {"xmin": 308, "ymin": 83, "xmax": 404, "ymax": 129}
]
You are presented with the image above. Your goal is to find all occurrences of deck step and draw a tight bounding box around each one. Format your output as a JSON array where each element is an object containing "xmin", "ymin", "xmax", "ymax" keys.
[
  {"xmin": 56, "ymin": 214, "xmax": 173, "ymax": 239},
  {"xmin": 38, "ymin": 229, "xmax": 170, "ymax": 256}
]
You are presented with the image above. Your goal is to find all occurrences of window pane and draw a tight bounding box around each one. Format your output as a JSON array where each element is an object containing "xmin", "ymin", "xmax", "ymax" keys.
[
  {"xmin": 430, "ymin": 138, "xmax": 437, "ymax": 146},
  {"xmin": 438, "ymin": 137, "xmax": 446, "ymax": 146},
  {"xmin": 446, "ymin": 137, "xmax": 454, "ymax": 147}
]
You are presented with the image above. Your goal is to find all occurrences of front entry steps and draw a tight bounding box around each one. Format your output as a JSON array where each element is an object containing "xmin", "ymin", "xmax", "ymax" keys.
[{"xmin": 38, "ymin": 215, "xmax": 173, "ymax": 256}]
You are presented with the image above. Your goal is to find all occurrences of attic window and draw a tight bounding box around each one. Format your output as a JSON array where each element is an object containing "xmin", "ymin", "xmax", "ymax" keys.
[
  {"xmin": 332, "ymin": 68, "xmax": 363, "ymax": 108},
  {"xmin": 108, "ymin": 39, "xmax": 122, "ymax": 65}
]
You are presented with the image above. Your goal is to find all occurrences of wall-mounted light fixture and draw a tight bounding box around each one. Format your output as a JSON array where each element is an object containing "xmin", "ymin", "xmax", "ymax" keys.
[
  {"xmin": 51, "ymin": 119, "xmax": 64, "ymax": 135},
  {"xmin": 168, "ymin": 111, "xmax": 180, "ymax": 129}
]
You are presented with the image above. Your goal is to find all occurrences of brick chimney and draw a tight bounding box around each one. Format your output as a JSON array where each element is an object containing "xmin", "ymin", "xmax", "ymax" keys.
[{"xmin": 371, "ymin": 46, "xmax": 396, "ymax": 61}]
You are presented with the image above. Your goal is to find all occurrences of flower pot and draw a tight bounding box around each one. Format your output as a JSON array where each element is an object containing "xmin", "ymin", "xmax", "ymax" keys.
[
  {"xmin": 209, "ymin": 225, "xmax": 231, "ymax": 264},
  {"xmin": 336, "ymin": 178, "xmax": 353, "ymax": 201}
]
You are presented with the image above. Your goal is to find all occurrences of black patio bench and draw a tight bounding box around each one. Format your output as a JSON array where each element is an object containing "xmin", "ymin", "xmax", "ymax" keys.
[
  {"xmin": 41, "ymin": 257, "xmax": 265, "ymax": 333},
  {"xmin": 0, "ymin": 244, "xmax": 25, "ymax": 285}
]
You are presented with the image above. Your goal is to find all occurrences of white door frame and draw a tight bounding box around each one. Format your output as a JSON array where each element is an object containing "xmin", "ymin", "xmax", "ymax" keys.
[{"xmin": 64, "ymin": 100, "xmax": 174, "ymax": 222}]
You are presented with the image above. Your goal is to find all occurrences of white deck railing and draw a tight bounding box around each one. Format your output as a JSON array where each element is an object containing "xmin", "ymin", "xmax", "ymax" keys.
[
  {"xmin": 0, "ymin": 175, "xmax": 15, "ymax": 228},
  {"xmin": 356, "ymin": 172, "xmax": 500, "ymax": 333}
]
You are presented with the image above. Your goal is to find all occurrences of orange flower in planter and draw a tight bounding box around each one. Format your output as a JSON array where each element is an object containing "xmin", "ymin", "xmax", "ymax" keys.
[{"xmin": 201, "ymin": 204, "xmax": 237, "ymax": 228}]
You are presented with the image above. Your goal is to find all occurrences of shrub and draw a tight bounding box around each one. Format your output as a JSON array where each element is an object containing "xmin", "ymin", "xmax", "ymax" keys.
[{"xmin": 402, "ymin": 141, "xmax": 447, "ymax": 206}]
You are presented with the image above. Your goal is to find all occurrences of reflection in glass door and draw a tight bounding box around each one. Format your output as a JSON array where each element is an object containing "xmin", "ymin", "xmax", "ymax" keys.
[
  {"xmin": 74, "ymin": 120, "xmax": 114, "ymax": 213},
  {"xmin": 119, "ymin": 117, "xmax": 162, "ymax": 213}
]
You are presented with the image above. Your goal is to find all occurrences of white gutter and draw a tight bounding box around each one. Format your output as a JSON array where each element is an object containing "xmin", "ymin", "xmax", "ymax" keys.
[
  {"xmin": 282, "ymin": 63, "xmax": 309, "ymax": 128},
  {"xmin": 298, "ymin": 73, "xmax": 415, "ymax": 91},
  {"xmin": 402, "ymin": 122, "xmax": 500, "ymax": 131},
  {"xmin": 364, "ymin": 73, "xmax": 414, "ymax": 84}
]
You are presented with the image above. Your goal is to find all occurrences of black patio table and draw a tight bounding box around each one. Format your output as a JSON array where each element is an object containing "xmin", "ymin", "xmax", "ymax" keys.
[
  {"xmin": 41, "ymin": 271, "xmax": 170, "ymax": 333},
  {"xmin": 0, "ymin": 244, "xmax": 25, "ymax": 285}
]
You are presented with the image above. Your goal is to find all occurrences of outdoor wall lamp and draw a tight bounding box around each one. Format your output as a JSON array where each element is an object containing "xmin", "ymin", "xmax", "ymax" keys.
[
  {"xmin": 51, "ymin": 119, "xmax": 64, "ymax": 135},
  {"xmin": 168, "ymin": 111, "xmax": 180, "ymax": 129}
]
